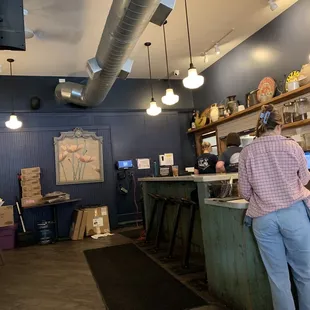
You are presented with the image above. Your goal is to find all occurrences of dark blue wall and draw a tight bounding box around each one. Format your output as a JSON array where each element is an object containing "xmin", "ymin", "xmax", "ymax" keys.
[
  {"xmin": 0, "ymin": 76, "xmax": 195, "ymax": 233},
  {"xmin": 193, "ymin": 0, "xmax": 310, "ymax": 110}
]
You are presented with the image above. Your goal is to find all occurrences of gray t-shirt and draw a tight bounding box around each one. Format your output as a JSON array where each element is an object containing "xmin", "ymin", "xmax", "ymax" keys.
[{"xmin": 219, "ymin": 146, "xmax": 243, "ymax": 173}]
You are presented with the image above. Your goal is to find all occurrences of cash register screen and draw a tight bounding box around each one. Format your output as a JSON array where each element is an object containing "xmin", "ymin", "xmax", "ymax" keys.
[{"xmin": 305, "ymin": 152, "xmax": 310, "ymax": 170}]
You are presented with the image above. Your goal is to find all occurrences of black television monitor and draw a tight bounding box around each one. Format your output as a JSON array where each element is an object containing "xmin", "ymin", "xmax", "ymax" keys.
[{"xmin": 0, "ymin": 0, "xmax": 25, "ymax": 51}]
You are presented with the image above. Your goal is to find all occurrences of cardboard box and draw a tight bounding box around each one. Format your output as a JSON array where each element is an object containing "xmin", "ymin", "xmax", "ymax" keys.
[
  {"xmin": 22, "ymin": 182, "xmax": 41, "ymax": 191},
  {"xmin": 22, "ymin": 183, "xmax": 42, "ymax": 198},
  {"xmin": 0, "ymin": 206, "xmax": 14, "ymax": 228},
  {"xmin": 21, "ymin": 173, "xmax": 41, "ymax": 183},
  {"xmin": 85, "ymin": 206, "xmax": 110, "ymax": 236},
  {"xmin": 70, "ymin": 209, "xmax": 83, "ymax": 241},
  {"xmin": 21, "ymin": 195, "xmax": 43, "ymax": 208},
  {"xmin": 78, "ymin": 209, "xmax": 88, "ymax": 240},
  {"xmin": 21, "ymin": 178, "xmax": 41, "ymax": 187},
  {"xmin": 22, "ymin": 190, "xmax": 42, "ymax": 198},
  {"xmin": 21, "ymin": 167, "xmax": 40, "ymax": 176}
]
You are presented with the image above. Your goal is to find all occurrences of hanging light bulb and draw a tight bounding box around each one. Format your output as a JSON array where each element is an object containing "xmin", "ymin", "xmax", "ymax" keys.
[
  {"xmin": 162, "ymin": 88, "xmax": 179, "ymax": 106},
  {"xmin": 145, "ymin": 42, "xmax": 162, "ymax": 116},
  {"xmin": 5, "ymin": 59, "xmax": 22, "ymax": 130},
  {"xmin": 183, "ymin": 64, "xmax": 204, "ymax": 89},
  {"xmin": 182, "ymin": 0, "xmax": 204, "ymax": 90},
  {"xmin": 268, "ymin": 0, "xmax": 278, "ymax": 11},
  {"xmin": 5, "ymin": 113, "xmax": 22, "ymax": 129},
  {"xmin": 215, "ymin": 43, "xmax": 221, "ymax": 55},
  {"xmin": 161, "ymin": 21, "xmax": 179, "ymax": 105},
  {"xmin": 147, "ymin": 99, "xmax": 162, "ymax": 116}
]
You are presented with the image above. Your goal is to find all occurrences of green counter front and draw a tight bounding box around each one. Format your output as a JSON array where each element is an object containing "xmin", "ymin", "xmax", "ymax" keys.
[
  {"xmin": 140, "ymin": 176, "xmax": 203, "ymax": 254},
  {"xmin": 140, "ymin": 175, "xmax": 273, "ymax": 309},
  {"xmin": 197, "ymin": 184, "xmax": 273, "ymax": 310}
]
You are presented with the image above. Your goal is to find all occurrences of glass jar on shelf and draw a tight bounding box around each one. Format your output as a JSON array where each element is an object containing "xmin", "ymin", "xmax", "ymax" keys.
[
  {"xmin": 294, "ymin": 98, "xmax": 308, "ymax": 122},
  {"xmin": 283, "ymin": 102, "xmax": 295, "ymax": 124}
]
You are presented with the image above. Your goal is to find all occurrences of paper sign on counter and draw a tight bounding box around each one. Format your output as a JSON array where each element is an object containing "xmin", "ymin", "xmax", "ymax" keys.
[{"xmin": 137, "ymin": 158, "xmax": 150, "ymax": 170}]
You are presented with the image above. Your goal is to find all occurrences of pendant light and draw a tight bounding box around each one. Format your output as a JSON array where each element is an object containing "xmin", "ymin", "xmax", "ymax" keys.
[
  {"xmin": 161, "ymin": 21, "xmax": 179, "ymax": 106},
  {"xmin": 145, "ymin": 42, "xmax": 162, "ymax": 116},
  {"xmin": 182, "ymin": 0, "xmax": 204, "ymax": 90},
  {"xmin": 5, "ymin": 59, "xmax": 22, "ymax": 130},
  {"xmin": 215, "ymin": 43, "xmax": 221, "ymax": 55}
]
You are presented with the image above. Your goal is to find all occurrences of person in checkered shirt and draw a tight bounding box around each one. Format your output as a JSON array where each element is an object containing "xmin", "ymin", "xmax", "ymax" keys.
[{"xmin": 239, "ymin": 104, "xmax": 310, "ymax": 310}]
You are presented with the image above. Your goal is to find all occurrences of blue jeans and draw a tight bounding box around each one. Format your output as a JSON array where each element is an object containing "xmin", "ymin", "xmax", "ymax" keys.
[{"xmin": 253, "ymin": 201, "xmax": 310, "ymax": 310}]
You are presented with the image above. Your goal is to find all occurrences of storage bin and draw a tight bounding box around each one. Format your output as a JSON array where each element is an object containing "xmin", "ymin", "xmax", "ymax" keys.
[{"xmin": 0, "ymin": 225, "xmax": 16, "ymax": 250}]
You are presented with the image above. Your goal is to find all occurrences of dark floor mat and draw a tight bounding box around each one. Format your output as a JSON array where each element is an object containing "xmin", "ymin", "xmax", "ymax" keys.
[{"xmin": 84, "ymin": 243, "xmax": 207, "ymax": 310}]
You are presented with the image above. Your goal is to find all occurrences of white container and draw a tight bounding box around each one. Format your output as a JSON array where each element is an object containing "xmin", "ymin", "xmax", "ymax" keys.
[
  {"xmin": 210, "ymin": 104, "xmax": 219, "ymax": 122},
  {"xmin": 237, "ymin": 105, "xmax": 245, "ymax": 112},
  {"xmin": 287, "ymin": 81, "xmax": 300, "ymax": 92}
]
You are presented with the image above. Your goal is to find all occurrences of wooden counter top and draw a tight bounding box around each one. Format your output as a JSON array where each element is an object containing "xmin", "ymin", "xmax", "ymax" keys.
[
  {"xmin": 138, "ymin": 173, "xmax": 238, "ymax": 183},
  {"xmin": 188, "ymin": 83, "xmax": 310, "ymax": 135},
  {"xmin": 204, "ymin": 198, "xmax": 248, "ymax": 209}
]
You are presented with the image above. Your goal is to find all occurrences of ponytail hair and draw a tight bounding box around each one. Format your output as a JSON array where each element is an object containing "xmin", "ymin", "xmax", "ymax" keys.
[{"xmin": 256, "ymin": 104, "xmax": 283, "ymax": 137}]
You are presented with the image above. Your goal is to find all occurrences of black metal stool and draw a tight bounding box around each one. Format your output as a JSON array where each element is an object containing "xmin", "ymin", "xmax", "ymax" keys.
[
  {"xmin": 166, "ymin": 197, "xmax": 183, "ymax": 259},
  {"xmin": 145, "ymin": 193, "xmax": 168, "ymax": 252},
  {"xmin": 145, "ymin": 193, "xmax": 160, "ymax": 243},
  {"xmin": 164, "ymin": 197, "xmax": 197, "ymax": 269},
  {"xmin": 181, "ymin": 198, "xmax": 197, "ymax": 269}
]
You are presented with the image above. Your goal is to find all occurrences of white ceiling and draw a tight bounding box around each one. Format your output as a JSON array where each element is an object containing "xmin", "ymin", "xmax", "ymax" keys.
[{"xmin": 0, "ymin": 0, "xmax": 298, "ymax": 78}]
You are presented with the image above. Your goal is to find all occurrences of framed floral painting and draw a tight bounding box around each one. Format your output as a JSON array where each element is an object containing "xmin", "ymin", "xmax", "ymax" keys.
[{"xmin": 54, "ymin": 128, "xmax": 104, "ymax": 185}]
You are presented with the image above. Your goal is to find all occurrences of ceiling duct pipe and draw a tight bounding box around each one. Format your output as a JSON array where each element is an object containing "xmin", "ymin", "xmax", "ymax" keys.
[{"xmin": 55, "ymin": 0, "xmax": 175, "ymax": 107}]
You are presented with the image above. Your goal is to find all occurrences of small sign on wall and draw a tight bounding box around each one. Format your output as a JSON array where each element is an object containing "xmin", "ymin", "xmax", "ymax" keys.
[{"xmin": 137, "ymin": 158, "xmax": 150, "ymax": 170}]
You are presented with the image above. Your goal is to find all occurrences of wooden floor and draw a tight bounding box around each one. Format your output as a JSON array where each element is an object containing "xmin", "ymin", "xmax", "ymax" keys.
[
  {"xmin": 0, "ymin": 232, "xmax": 227, "ymax": 310},
  {"xmin": 0, "ymin": 234, "xmax": 131, "ymax": 310}
]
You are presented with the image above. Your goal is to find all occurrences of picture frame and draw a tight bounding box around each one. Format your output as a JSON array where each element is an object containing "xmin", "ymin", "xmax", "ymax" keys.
[{"xmin": 54, "ymin": 128, "xmax": 104, "ymax": 185}]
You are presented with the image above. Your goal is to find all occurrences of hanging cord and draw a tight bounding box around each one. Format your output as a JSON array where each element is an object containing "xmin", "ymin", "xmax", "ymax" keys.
[
  {"xmin": 8, "ymin": 59, "xmax": 15, "ymax": 112},
  {"xmin": 162, "ymin": 21, "xmax": 171, "ymax": 88},
  {"xmin": 145, "ymin": 43, "xmax": 154, "ymax": 100},
  {"xmin": 184, "ymin": 0, "xmax": 193, "ymax": 66}
]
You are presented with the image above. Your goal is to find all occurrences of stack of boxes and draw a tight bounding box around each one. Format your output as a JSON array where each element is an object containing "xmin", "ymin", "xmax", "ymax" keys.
[
  {"xmin": 0, "ymin": 205, "xmax": 15, "ymax": 249},
  {"xmin": 21, "ymin": 167, "xmax": 43, "ymax": 208},
  {"xmin": 70, "ymin": 206, "xmax": 110, "ymax": 240}
]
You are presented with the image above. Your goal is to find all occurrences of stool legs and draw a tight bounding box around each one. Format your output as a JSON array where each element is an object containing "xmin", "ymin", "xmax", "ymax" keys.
[
  {"xmin": 0, "ymin": 250, "xmax": 4, "ymax": 266},
  {"xmin": 154, "ymin": 200, "xmax": 167, "ymax": 251},
  {"xmin": 182, "ymin": 203, "xmax": 196, "ymax": 268},
  {"xmin": 167, "ymin": 203, "xmax": 182, "ymax": 258},
  {"xmin": 145, "ymin": 199, "xmax": 158, "ymax": 243}
]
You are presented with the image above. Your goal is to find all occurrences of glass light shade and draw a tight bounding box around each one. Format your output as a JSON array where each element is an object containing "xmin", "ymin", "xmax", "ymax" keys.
[
  {"xmin": 146, "ymin": 100, "xmax": 162, "ymax": 116},
  {"xmin": 5, "ymin": 114, "xmax": 22, "ymax": 129},
  {"xmin": 215, "ymin": 44, "xmax": 221, "ymax": 55},
  {"xmin": 182, "ymin": 68, "xmax": 204, "ymax": 89},
  {"xmin": 268, "ymin": 0, "xmax": 278, "ymax": 11},
  {"xmin": 161, "ymin": 88, "xmax": 179, "ymax": 106}
]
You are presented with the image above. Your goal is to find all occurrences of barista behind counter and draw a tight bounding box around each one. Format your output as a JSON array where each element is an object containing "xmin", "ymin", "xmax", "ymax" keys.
[
  {"xmin": 216, "ymin": 132, "xmax": 243, "ymax": 173},
  {"xmin": 194, "ymin": 141, "xmax": 218, "ymax": 175}
]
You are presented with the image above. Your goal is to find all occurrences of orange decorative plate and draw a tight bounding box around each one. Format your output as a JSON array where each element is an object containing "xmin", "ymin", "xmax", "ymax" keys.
[{"xmin": 257, "ymin": 77, "xmax": 276, "ymax": 103}]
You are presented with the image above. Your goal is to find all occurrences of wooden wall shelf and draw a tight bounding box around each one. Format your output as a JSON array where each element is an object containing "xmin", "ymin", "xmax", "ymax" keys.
[
  {"xmin": 188, "ymin": 83, "xmax": 310, "ymax": 135},
  {"xmin": 282, "ymin": 118, "xmax": 310, "ymax": 130}
]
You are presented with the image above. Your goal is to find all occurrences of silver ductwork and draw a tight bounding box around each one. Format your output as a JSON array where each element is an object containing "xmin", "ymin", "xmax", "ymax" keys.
[{"xmin": 55, "ymin": 0, "xmax": 175, "ymax": 107}]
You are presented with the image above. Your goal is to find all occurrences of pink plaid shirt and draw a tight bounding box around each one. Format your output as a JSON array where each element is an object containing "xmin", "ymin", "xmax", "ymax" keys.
[{"xmin": 239, "ymin": 135, "xmax": 310, "ymax": 218}]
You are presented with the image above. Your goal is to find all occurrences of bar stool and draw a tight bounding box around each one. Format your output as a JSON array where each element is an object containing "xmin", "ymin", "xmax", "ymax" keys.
[
  {"xmin": 164, "ymin": 197, "xmax": 197, "ymax": 269},
  {"xmin": 0, "ymin": 249, "xmax": 4, "ymax": 266},
  {"xmin": 166, "ymin": 197, "xmax": 182, "ymax": 259},
  {"xmin": 181, "ymin": 198, "xmax": 197, "ymax": 269},
  {"xmin": 145, "ymin": 193, "xmax": 160, "ymax": 243}
]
